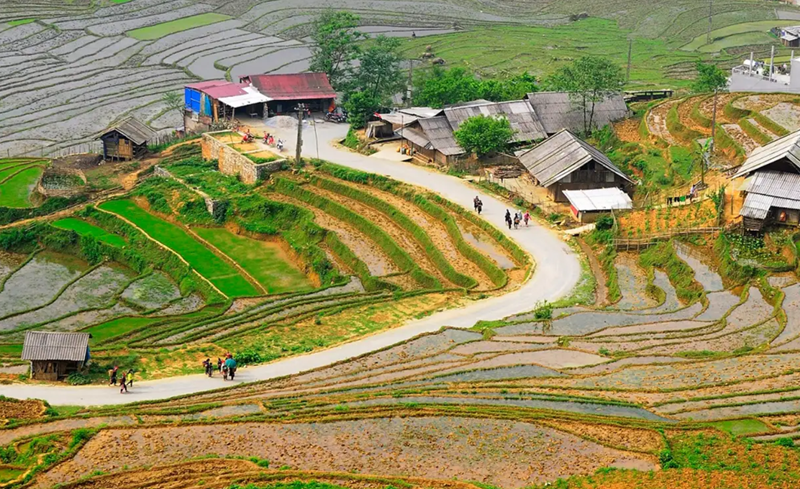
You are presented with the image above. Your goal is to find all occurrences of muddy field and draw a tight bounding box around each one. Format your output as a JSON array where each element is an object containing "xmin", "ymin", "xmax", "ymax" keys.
[{"xmin": 35, "ymin": 417, "xmax": 655, "ymax": 489}]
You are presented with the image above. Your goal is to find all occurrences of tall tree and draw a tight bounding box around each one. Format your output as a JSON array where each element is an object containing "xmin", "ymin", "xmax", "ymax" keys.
[
  {"xmin": 548, "ymin": 57, "xmax": 624, "ymax": 134},
  {"xmin": 309, "ymin": 10, "xmax": 366, "ymax": 90},
  {"xmin": 162, "ymin": 91, "xmax": 184, "ymax": 121},
  {"xmin": 692, "ymin": 61, "xmax": 728, "ymax": 93},
  {"xmin": 414, "ymin": 67, "xmax": 482, "ymax": 108},
  {"xmin": 453, "ymin": 115, "xmax": 515, "ymax": 158},
  {"xmin": 693, "ymin": 61, "xmax": 729, "ymax": 162},
  {"xmin": 351, "ymin": 35, "xmax": 405, "ymax": 100}
]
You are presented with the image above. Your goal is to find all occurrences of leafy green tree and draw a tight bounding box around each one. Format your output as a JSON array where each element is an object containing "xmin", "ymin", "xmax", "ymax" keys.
[
  {"xmin": 343, "ymin": 90, "xmax": 383, "ymax": 129},
  {"xmin": 351, "ymin": 35, "xmax": 405, "ymax": 100},
  {"xmin": 692, "ymin": 62, "xmax": 728, "ymax": 93},
  {"xmin": 415, "ymin": 68, "xmax": 538, "ymax": 108},
  {"xmin": 548, "ymin": 57, "xmax": 624, "ymax": 134},
  {"xmin": 309, "ymin": 10, "xmax": 366, "ymax": 90},
  {"xmin": 162, "ymin": 91, "xmax": 184, "ymax": 120},
  {"xmin": 414, "ymin": 67, "xmax": 482, "ymax": 107},
  {"xmin": 453, "ymin": 115, "xmax": 515, "ymax": 158}
]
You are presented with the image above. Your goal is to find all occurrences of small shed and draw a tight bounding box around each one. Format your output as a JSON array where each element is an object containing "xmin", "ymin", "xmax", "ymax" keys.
[
  {"xmin": 518, "ymin": 129, "xmax": 633, "ymax": 203},
  {"xmin": 22, "ymin": 332, "xmax": 90, "ymax": 381},
  {"xmin": 563, "ymin": 187, "xmax": 633, "ymax": 223},
  {"xmin": 739, "ymin": 171, "xmax": 800, "ymax": 231},
  {"xmin": 99, "ymin": 117, "xmax": 156, "ymax": 161}
]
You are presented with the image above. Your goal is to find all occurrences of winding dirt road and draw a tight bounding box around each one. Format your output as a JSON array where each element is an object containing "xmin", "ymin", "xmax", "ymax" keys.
[{"xmin": 0, "ymin": 123, "xmax": 580, "ymax": 406}]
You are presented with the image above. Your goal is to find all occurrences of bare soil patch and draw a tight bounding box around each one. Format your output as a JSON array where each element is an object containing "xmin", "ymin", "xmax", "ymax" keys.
[{"xmin": 35, "ymin": 418, "xmax": 655, "ymax": 489}]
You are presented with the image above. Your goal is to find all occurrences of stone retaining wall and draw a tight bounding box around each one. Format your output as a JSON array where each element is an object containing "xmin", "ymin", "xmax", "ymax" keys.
[{"xmin": 201, "ymin": 133, "xmax": 285, "ymax": 185}]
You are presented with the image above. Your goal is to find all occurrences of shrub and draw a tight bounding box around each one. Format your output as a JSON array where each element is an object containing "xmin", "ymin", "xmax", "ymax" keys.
[
  {"xmin": 775, "ymin": 437, "xmax": 795, "ymax": 448},
  {"xmin": 595, "ymin": 215, "xmax": 613, "ymax": 231},
  {"xmin": 66, "ymin": 372, "xmax": 91, "ymax": 385},
  {"xmin": 533, "ymin": 300, "xmax": 553, "ymax": 320}
]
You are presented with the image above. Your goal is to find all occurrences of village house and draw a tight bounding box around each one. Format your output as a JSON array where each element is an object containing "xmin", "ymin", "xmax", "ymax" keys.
[
  {"xmin": 395, "ymin": 100, "xmax": 546, "ymax": 167},
  {"xmin": 517, "ymin": 129, "xmax": 633, "ymax": 203},
  {"xmin": 184, "ymin": 80, "xmax": 270, "ymax": 132},
  {"xmin": 733, "ymin": 130, "xmax": 800, "ymax": 231},
  {"xmin": 22, "ymin": 331, "xmax": 90, "ymax": 381},
  {"xmin": 99, "ymin": 117, "xmax": 156, "ymax": 161},
  {"xmin": 779, "ymin": 25, "xmax": 800, "ymax": 47},
  {"xmin": 240, "ymin": 72, "xmax": 336, "ymax": 115},
  {"xmin": 525, "ymin": 91, "xmax": 629, "ymax": 135}
]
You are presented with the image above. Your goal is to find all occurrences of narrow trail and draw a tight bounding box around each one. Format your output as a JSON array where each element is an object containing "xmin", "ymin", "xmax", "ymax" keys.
[{"xmin": 0, "ymin": 124, "xmax": 581, "ymax": 406}]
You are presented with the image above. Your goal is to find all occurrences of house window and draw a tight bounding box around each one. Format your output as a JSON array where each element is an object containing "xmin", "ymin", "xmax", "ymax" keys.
[
  {"xmin": 605, "ymin": 172, "xmax": 615, "ymax": 183},
  {"xmin": 561, "ymin": 173, "xmax": 572, "ymax": 183}
]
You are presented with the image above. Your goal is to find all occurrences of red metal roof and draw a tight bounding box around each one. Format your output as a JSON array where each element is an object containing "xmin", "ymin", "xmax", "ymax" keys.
[
  {"xmin": 185, "ymin": 80, "xmax": 230, "ymax": 90},
  {"xmin": 202, "ymin": 82, "xmax": 249, "ymax": 99},
  {"xmin": 242, "ymin": 73, "xmax": 336, "ymax": 101}
]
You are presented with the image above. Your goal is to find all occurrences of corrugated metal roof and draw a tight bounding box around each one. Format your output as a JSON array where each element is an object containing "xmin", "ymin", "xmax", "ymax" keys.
[
  {"xmin": 378, "ymin": 107, "xmax": 444, "ymax": 126},
  {"xmin": 740, "ymin": 193, "xmax": 773, "ymax": 219},
  {"xmin": 185, "ymin": 80, "xmax": 230, "ymax": 91},
  {"xmin": 741, "ymin": 170, "xmax": 800, "ymax": 200},
  {"xmin": 417, "ymin": 116, "xmax": 464, "ymax": 156},
  {"xmin": 563, "ymin": 188, "xmax": 632, "ymax": 212},
  {"xmin": 218, "ymin": 85, "xmax": 271, "ymax": 108},
  {"xmin": 444, "ymin": 100, "xmax": 547, "ymax": 142},
  {"xmin": 202, "ymin": 82, "xmax": 250, "ymax": 99},
  {"xmin": 517, "ymin": 129, "xmax": 632, "ymax": 187},
  {"xmin": 22, "ymin": 332, "xmax": 89, "ymax": 362},
  {"xmin": 103, "ymin": 117, "xmax": 156, "ymax": 145},
  {"xmin": 396, "ymin": 126, "xmax": 432, "ymax": 149},
  {"xmin": 525, "ymin": 91, "xmax": 629, "ymax": 134},
  {"xmin": 243, "ymin": 73, "xmax": 336, "ymax": 101},
  {"xmin": 733, "ymin": 130, "xmax": 800, "ymax": 178}
]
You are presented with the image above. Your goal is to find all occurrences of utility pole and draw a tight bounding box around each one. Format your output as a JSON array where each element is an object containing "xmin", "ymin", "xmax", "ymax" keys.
[
  {"xmin": 707, "ymin": 0, "xmax": 713, "ymax": 44},
  {"xmin": 626, "ymin": 39, "xmax": 633, "ymax": 83},
  {"xmin": 710, "ymin": 87, "xmax": 718, "ymax": 157},
  {"xmin": 295, "ymin": 103, "xmax": 304, "ymax": 165},
  {"xmin": 407, "ymin": 59, "xmax": 414, "ymax": 107}
]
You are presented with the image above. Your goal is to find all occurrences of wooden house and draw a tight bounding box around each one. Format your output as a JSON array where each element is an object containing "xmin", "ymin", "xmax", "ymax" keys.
[
  {"xmin": 733, "ymin": 130, "xmax": 800, "ymax": 231},
  {"xmin": 99, "ymin": 117, "xmax": 156, "ymax": 161},
  {"xmin": 22, "ymin": 332, "xmax": 90, "ymax": 381},
  {"xmin": 518, "ymin": 129, "xmax": 633, "ymax": 203}
]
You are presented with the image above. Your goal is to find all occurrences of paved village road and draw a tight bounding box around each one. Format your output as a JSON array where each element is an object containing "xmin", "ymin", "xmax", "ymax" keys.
[{"xmin": 0, "ymin": 122, "xmax": 580, "ymax": 406}]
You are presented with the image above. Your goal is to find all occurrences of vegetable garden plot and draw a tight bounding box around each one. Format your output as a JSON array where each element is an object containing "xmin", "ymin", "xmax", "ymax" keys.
[
  {"xmin": 0, "ymin": 251, "xmax": 88, "ymax": 320},
  {"xmin": 0, "ymin": 264, "xmax": 136, "ymax": 331},
  {"xmin": 98, "ymin": 200, "xmax": 258, "ymax": 298}
]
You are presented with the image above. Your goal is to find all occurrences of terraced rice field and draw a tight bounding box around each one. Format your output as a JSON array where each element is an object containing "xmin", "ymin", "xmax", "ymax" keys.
[
  {"xmin": 51, "ymin": 218, "xmax": 127, "ymax": 247},
  {"xmin": 98, "ymin": 199, "xmax": 259, "ymax": 297},
  {"xmin": 0, "ymin": 0, "xmax": 792, "ymax": 155},
  {"xmin": 7, "ymin": 224, "xmax": 800, "ymax": 488}
]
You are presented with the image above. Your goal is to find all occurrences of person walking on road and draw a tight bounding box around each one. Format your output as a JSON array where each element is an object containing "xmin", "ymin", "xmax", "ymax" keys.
[
  {"xmin": 125, "ymin": 369, "xmax": 134, "ymax": 389},
  {"xmin": 513, "ymin": 214, "xmax": 520, "ymax": 229},
  {"xmin": 217, "ymin": 358, "xmax": 222, "ymax": 372},
  {"xmin": 523, "ymin": 211, "xmax": 530, "ymax": 226},
  {"xmin": 505, "ymin": 209, "xmax": 512, "ymax": 229},
  {"xmin": 119, "ymin": 370, "xmax": 128, "ymax": 393},
  {"xmin": 109, "ymin": 365, "xmax": 118, "ymax": 386}
]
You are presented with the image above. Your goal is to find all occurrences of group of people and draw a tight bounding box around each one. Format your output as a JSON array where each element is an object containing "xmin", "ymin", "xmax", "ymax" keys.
[
  {"xmin": 472, "ymin": 196, "xmax": 483, "ymax": 214},
  {"xmin": 203, "ymin": 353, "xmax": 238, "ymax": 380},
  {"xmin": 504, "ymin": 209, "xmax": 530, "ymax": 229},
  {"xmin": 262, "ymin": 133, "xmax": 284, "ymax": 151},
  {"xmin": 108, "ymin": 366, "xmax": 134, "ymax": 394}
]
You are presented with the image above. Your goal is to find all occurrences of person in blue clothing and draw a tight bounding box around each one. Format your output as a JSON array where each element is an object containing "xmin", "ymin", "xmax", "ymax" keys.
[{"xmin": 224, "ymin": 354, "xmax": 237, "ymax": 380}]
